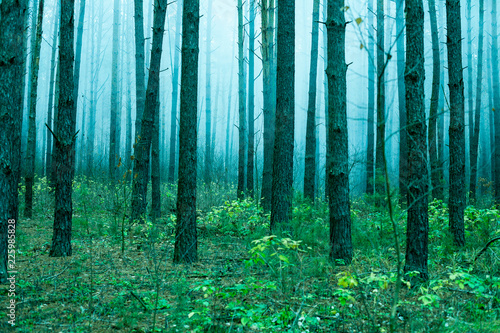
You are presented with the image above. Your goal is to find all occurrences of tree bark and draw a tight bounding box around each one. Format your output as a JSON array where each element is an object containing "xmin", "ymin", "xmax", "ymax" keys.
[
  {"xmin": 237, "ymin": 0, "xmax": 247, "ymax": 199},
  {"xmin": 396, "ymin": 0, "xmax": 407, "ymax": 202},
  {"xmin": 492, "ymin": 0, "xmax": 500, "ymax": 205},
  {"xmin": 134, "ymin": 0, "xmax": 146, "ymax": 136},
  {"xmin": 404, "ymin": 0, "xmax": 429, "ymax": 281},
  {"xmin": 375, "ymin": 0, "xmax": 386, "ymax": 197},
  {"xmin": 366, "ymin": 0, "xmax": 375, "ymax": 194},
  {"xmin": 470, "ymin": 0, "xmax": 484, "ymax": 203},
  {"xmin": 0, "ymin": 0, "xmax": 29, "ymax": 283},
  {"xmin": 130, "ymin": 0, "xmax": 169, "ymax": 223},
  {"xmin": 327, "ymin": 0, "xmax": 352, "ymax": 264},
  {"xmin": 247, "ymin": 0, "xmax": 256, "ymax": 197},
  {"xmin": 304, "ymin": 0, "xmax": 320, "ymax": 201},
  {"xmin": 25, "ymin": 0, "xmax": 44, "ymax": 218},
  {"xmin": 174, "ymin": 0, "xmax": 199, "ymax": 264},
  {"xmin": 50, "ymin": 0, "xmax": 77, "ymax": 257},
  {"xmin": 204, "ymin": 0, "xmax": 212, "ymax": 185},
  {"xmin": 270, "ymin": 0, "xmax": 294, "ymax": 230},
  {"xmin": 109, "ymin": 0, "xmax": 120, "ymax": 182},
  {"xmin": 260, "ymin": 0, "xmax": 275, "ymax": 211},
  {"xmin": 446, "ymin": 0, "xmax": 466, "ymax": 246}
]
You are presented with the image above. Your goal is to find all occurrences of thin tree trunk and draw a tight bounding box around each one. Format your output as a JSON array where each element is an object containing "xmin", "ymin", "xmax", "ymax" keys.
[
  {"xmin": 246, "ymin": 0, "xmax": 256, "ymax": 197},
  {"xmin": 204, "ymin": 0, "xmax": 212, "ymax": 185},
  {"xmin": 260, "ymin": 0, "xmax": 275, "ymax": 211},
  {"xmin": 151, "ymin": 97, "xmax": 161, "ymax": 218},
  {"xmin": 50, "ymin": 0, "xmax": 76, "ymax": 257},
  {"xmin": 0, "ymin": 0, "xmax": 29, "ymax": 283},
  {"xmin": 470, "ymin": 0, "xmax": 485, "ymax": 203},
  {"xmin": 396, "ymin": 0, "xmax": 407, "ymax": 202},
  {"xmin": 375, "ymin": 0, "xmax": 386, "ymax": 197},
  {"xmin": 134, "ymin": 0, "xmax": 146, "ymax": 136},
  {"xmin": 466, "ymin": 0, "xmax": 474, "ymax": 193},
  {"xmin": 174, "ymin": 0, "xmax": 199, "ymax": 264},
  {"xmin": 493, "ymin": 0, "xmax": 500, "ymax": 204},
  {"xmin": 168, "ymin": 0, "xmax": 182, "ymax": 184},
  {"xmin": 447, "ymin": 0, "xmax": 466, "ymax": 246},
  {"xmin": 130, "ymin": 0, "xmax": 169, "ymax": 223},
  {"xmin": 25, "ymin": 0, "xmax": 44, "ymax": 218},
  {"xmin": 304, "ymin": 0, "xmax": 320, "ymax": 201},
  {"xmin": 109, "ymin": 0, "xmax": 120, "ymax": 182},
  {"xmin": 225, "ymin": 49, "xmax": 235, "ymax": 184},
  {"xmin": 327, "ymin": 0, "xmax": 352, "ymax": 264},
  {"xmin": 237, "ymin": 0, "xmax": 247, "ymax": 199},
  {"xmin": 366, "ymin": 0, "xmax": 375, "ymax": 194},
  {"xmin": 404, "ymin": 0, "xmax": 429, "ymax": 280},
  {"xmin": 270, "ymin": 0, "xmax": 295, "ymax": 230}
]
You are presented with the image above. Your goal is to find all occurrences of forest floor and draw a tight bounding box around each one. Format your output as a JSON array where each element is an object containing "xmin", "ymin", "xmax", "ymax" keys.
[{"xmin": 2, "ymin": 178, "xmax": 500, "ymax": 332}]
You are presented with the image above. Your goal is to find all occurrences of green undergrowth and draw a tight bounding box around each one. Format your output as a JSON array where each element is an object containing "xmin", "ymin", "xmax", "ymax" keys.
[{"xmin": 4, "ymin": 179, "xmax": 500, "ymax": 332}]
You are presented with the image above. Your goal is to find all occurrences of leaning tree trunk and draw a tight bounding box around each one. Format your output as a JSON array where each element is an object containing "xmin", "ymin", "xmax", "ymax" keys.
[
  {"xmin": 493, "ymin": 0, "xmax": 500, "ymax": 205},
  {"xmin": 327, "ymin": 0, "xmax": 352, "ymax": 264},
  {"xmin": 375, "ymin": 0, "xmax": 386, "ymax": 197},
  {"xmin": 247, "ymin": 0, "xmax": 256, "ymax": 197},
  {"xmin": 366, "ymin": 0, "xmax": 375, "ymax": 194},
  {"xmin": 46, "ymin": 2, "xmax": 60, "ymax": 180},
  {"xmin": 270, "ymin": 0, "xmax": 295, "ymax": 230},
  {"xmin": 0, "ymin": 0, "xmax": 29, "ymax": 283},
  {"xmin": 174, "ymin": 0, "xmax": 199, "ymax": 264},
  {"xmin": 25, "ymin": 0, "xmax": 44, "ymax": 218},
  {"xmin": 168, "ymin": 0, "xmax": 182, "ymax": 184},
  {"xmin": 446, "ymin": 0, "xmax": 466, "ymax": 246},
  {"xmin": 260, "ymin": 0, "xmax": 275, "ymax": 211},
  {"xmin": 204, "ymin": 0, "xmax": 212, "ymax": 185},
  {"xmin": 404, "ymin": 0, "xmax": 429, "ymax": 281},
  {"xmin": 396, "ymin": 0, "xmax": 407, "ymax": 202},
  {"xmin": 304, "ymin": 0, "xmax": 320, "ymax": 201},
  {"xmin": 428, "ymin": 0, "xmax": 441, "ymax": 200},
  {"xmin": 50, "ymin": 0, "xmax": 77, "ymax": 257},
  {"xmin": 130, "ymin": 0, "xmax": 169, "ymax": 224},
  {"xmin": 109, "ymin": 0, "xmax": 120, "ymax": 182},
  {"xmin": 237, "ymin": 0, "xmax": 247, "ymax": 199},
  {"xmin": 470, "ymin": 0, "xmax": 485, "ymax": 203}
]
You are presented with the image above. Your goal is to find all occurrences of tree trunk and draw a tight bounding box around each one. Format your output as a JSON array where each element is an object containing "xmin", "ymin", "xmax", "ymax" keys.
[
  {"xmin": 46, "ymin": 2, "xmax": 60, "ymax": 180},
  {"xmin": 327, "ymin": 0, "xmax": 352, "ymax": 264},
  {"xmin": 304, "ymin": 0, "xmax": 320, "ymax": 201},
  {"xmin": 237, "ymin": 0, "xmax": 247, "ymax": 199},
  {"xmin": 404, "ymin": 0, "xmax": 429, "ymax": 281},
  {"xmin": 0, "ymin": 0, "xmax": 29, "ymax": 283},
  {"xmin": 204, "ymin": 0, "xmax": 212, "ymax": 185},
  {"xmin": 130, "ymin": 0, "xmax": 169, "ymax": 223},
  {"xmin": 25, "ymin": 0, "xmax": 44, "ymax": 218},
  {"xmin": 366, "ymin": 0, "xmax": 375, "ymax": 194},
  {"xmin": 428, "ymin": 0, "xmax": 440, "ymax": 200},
  {"xmin": 50, "ymin": 0, "xmax": 77, "ymax": 257},
  {"xmin": 470, "ymin": 0, "xmax": 484, "ymax": 203},
  {"xmin": 396, "ymin": 0, "xmax": 407, "ymax": 202},
  {"xmin": 134, "ymin": 0, "xmax": 146, "ymax": 137},
  {"xmin": 168, "ymin": 0, "xmax": 182, "ymax": 184},
  {"xmin": 466, "ymin": 0, "xmax": 473, "ymax": 195},
  {"xmin": 225, "ymin": 47, "xmax": 235, "ymax": 184},
  {"xmin": 174, "ymin": 0, "xmax": 199, "ymax": 264},
  {"xmin": 446, "ymin": 0, "xmax": 466, "ymax": 246},
  {"xmin": 375, "ymin": 0, "xmax": 386, "ymax": 197},
  {"xmin": 151, "ymin": 98, "xmax": 161, "ymax": 218},
  {"xmin": 246, "ymin": 0, "xmax": 256, "ymax": 197},
  {"xmin": 270, "ymin": 0, "xmax": 294, "ymax": 230},
  {"xmin": 260, "ymin": 0, "xmax": 275, "ymax": 211},
  {"xmin": 109, "ymin": 0, "xmax": 120, "ymax": 182},
  {"xmin": 493, "ymin": 0, "xmax": 500, "ymax": 204}
]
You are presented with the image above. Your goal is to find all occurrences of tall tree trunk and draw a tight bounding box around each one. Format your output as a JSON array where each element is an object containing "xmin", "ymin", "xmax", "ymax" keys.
[
  {"xmin": 470, "ymin": 0, "xmax": 485, "ymax": 203},
  {"xmin": 437, "ymin": 0, "xmax": 445, "ymax": 200},
  {"xmin": 174, "ymin": 0, "xmax": 199, "ymax": 264},
  {"xmin": 304, "ymin": 0, "xmax": 320, "ymax": 201},
  {"xmin": 50, "ymin": 0, "xmax": 77, "ymax": 257},
  {"xmin": 151, "ymin": 97, "xmax": 161, "ymax": 218},
  {"xmin": 0, "ymin": 0, "xmax": 29, "ymax": 283},
  {"xmin": 493, "ymin": 0, "xmax": 500, "ymax": 204},
  {"xmin": 396, "ymin": 0, "xmax": 407, "ymax": 202},
  {"xmin": 46, "ymin": 2, "xmax": 60, "ymax": 180},
  {"xmin": 428, "ymin": 0, "xmax": 440, "ymax": 200},
  {"xmin": 270, "ymin": 0, "xmax": 294, "ymax": 230},
  {"xmin": 109, "ymin": 0, "xmax": 120, "ymax": 182},
  {"xmin": 446, "ymin": 0, "xmax": 466, "ymax": 246},
  {"xmin": 25, "ymin": 0, "xmax": 44, "ymax": 218},
  {"xmin": 404, "ymin": 0, "xmax": 429, "ymax": 281},
  {"xmin": 134, "ymin": 0, "xmax": 146, "ymax": 136},
  {"xmin": 204, "ymin": 0, "xmax": 212, "ymax": 185},
  {"xmin": 168, "ymin": 0, "xmax": 182, "ymax": 184},
  {"xmin": 375, "ymin": 0, "xmax": 386, "ymax": 197},
  {"xmin": 125, "ymin": 30, "xmax": 133, "ymax": 180},
  {"xmin": 488, "ymin": 47, "xmax": 495, "ymax": 186},
  {"xmin": 237, "ymin": 0, "xmax": 247, "ymax": 199},
  {"xmin": 247, "ymin": 0, "xmax": 256, "ymax": 197},
  {"xmin": 366, "ymin": 0, "xmax": 375, "ymax": 194},
  {"xmin": 130, "ymin": 0, "xmax": 169, "ymax": 223},
  {"xmin": 327, "ymin": 0, "xmax": 352, "ymax": 264},
  {"xmin": 466, "ymin": 0, "xmax": 473, "ymax": 194},
  {"xmin": 260, "ymin": 0, "xmax": 275, "ymax": 211},
  {"xmin": 225, "ymin": 47, "xmax": 235, "ymax": 184}
]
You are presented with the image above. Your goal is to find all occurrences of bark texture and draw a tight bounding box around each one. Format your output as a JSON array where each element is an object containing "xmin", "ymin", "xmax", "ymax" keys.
[
  {"xmin": 327, "ymin": 0, "xmax": 352, "ymax": 264},
  {"xmin": 204, "ymin": 0, "xmax": 212, "ymax": 185},
  {"xmin": 396, "ymin": 0, "xmax": 407, "ymax": 202},
  {"xmin": 247, "ymin": 0, "xmax": 255, "ymax": 196},
  {"xmin": 366, "ymin": 0, "xmax": 375, "ymax": 194},
  {"xmin": 237, "ymin": 0, "xmax": 247, "ymax": 199},
  {"xmin": 109, "ymin": 0, "xmax": 120, "ymax": 181},
  {"xmin": 375, "ymin": 0, "xmax": 386, "ymax": 196},
  {"xmin": 493, "ymin": 0, "xmax": 500, "ymax": 204},
  {"xmin": 174, "ymin": 0, "xmax": 199, "ymax": 264},
  {"xmin": 270, "ymin": 0, "xmax": 295, "ymax": 230}
]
